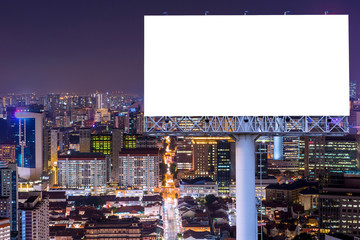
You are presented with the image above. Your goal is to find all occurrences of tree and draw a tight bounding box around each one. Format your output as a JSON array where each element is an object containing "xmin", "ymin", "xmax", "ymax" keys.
[
  {"xmin": 111, "ymin": 206, "xmax": 117, "ymax": 215},
  {"xmin": 205, "ymin": 194, "xmax": 217, "ymax": 206}
]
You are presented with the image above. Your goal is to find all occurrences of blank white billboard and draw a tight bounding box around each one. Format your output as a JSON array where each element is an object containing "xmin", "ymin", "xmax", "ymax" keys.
[{"xmin": 144, "ymin": 15, "xmax": 349, "ymax": 116}]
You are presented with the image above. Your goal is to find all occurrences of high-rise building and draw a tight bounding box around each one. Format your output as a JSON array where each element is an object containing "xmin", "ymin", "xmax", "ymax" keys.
[
  {"xmin": 57, "ymin": 153, "xmax": 107, "ymax": 193},
  {"xmin": 79, "ymin": 128, "xmax": 91, "ymax": 152},
  {"xmin": 49, "ymin": 129, "xmax": 59, "ymax": 168},
  {"xmin": 18, "ymin": 196, "xmax": 49, "ymax": 240},
  {"xmin": 127, "ymin": 103, "xmax": 143, "ymax": 135},
  {"xmin": 177, "ymin": 137, "xmax": 234, "ymax": 181},
  {"xmin": 94, "ymin": 92, "xmax": 103, "ymax": 110},
  {"xmin": 299, "ymin": 136, "xmax": 358, "ymax": 180},
  {"xmin": 0, "ymin": 164, "xmax": 18, "ymax": 234},
  {"xmin": 283, "ymin": 136, "xmax": 300, "ymax": 162},
  {"xmin": 319, "ymin": 174, "xmax": 360, "ymax": 237},
  {"xmin": 14, "ymin": 111, "xmax": 44, "ymax": 180},
  {"xmin": 111, "ymin": 128, "xmax": 123, "ymax": 182},
  {"xmin": 0, "ymin": 143, "xmax": 15, "ymax": 168},
  {"xmin": 193, "ymin": 138, "xmax": 218, "ymax": 180},
  {"xmin": 217, "ymin": 140, "xmax": 234, "ymax": 195},
  {"xmin": 256, "ymin": 137, "xmax": 271, "ymax": 178},
  {"xmin": 118, "ymin": 148, "xmax": 160, "ymax": 191},
  {"xmin": 176, "ymin": 137, "xmax": 193, "ymax": 171},
  {"xmin": 43, "ymin": 128, "xmax": 59, "ymax": 172}
]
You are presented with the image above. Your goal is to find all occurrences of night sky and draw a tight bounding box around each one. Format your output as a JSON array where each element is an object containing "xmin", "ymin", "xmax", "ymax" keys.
[{"xmin": 0, "ymin": 0, "xmax": 359, "ymax": 95}]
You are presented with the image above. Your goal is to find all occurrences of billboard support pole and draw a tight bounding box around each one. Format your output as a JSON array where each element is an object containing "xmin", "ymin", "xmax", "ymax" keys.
[{"xmin": 233, "ymin": 134, "xmax": 259, "ymax": 240}]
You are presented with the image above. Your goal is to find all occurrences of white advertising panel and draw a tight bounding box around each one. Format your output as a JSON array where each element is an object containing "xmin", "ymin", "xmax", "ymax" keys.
[{"xmin": 144, "ymin": 15, "xmax": 349, "ymax": 116}]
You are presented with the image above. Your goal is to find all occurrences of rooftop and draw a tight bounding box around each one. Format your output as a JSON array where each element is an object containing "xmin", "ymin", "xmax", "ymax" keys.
[
  {"xmin": 119, "ymin": 148, "xmax": 159, "ymax": 155},
  {"xmin": 266, "ymin": 179, "xmax": 317, "ymax": 190}
]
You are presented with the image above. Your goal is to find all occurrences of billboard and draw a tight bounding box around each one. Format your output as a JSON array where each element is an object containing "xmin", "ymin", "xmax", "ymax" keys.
[{"xmin": 144, "ymin": 15, "xmax": 349, "ymax": 116}]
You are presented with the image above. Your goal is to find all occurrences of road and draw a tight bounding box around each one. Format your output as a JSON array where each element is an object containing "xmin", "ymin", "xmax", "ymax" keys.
[
  {"xmin": 164, "ymin": 198, "xmax": 178, "ymax": 240},
  {"xmin": 162, "ymin": 137, "xmax": 181, "ymax": 239}
]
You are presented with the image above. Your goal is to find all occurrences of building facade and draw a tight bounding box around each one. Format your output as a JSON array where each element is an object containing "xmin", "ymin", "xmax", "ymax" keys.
[
  {"xmin": 19, "ymin": 196, "xmax": 49, "ymax": 240},
  {"xmin": 299, "ymin": 136, "xmax": 358, "ymax": 180},
  {"xmin": 84, "ymin": 218, "xmax": 142, "ymax": 239},
  {"xmin": 57, "ymin": 153, "xmax": 107, "ymax": 192},
  {"xmin": 217, "ymin": 140, "xmax": 233, "ymax": 195},
  {"xmin": 0, "ymin": 144, "xmax": 15, "ymax": 168},
  {"xmin": 0, "ymin": 163, "xmax": 18, "ymax": 233},
  {"xmin": 118, "ymin": 149, "xmax": 159, "ymax": 191},
  {"xmin": 319, "ymin": 175, "xmax": 360, "ymax": 237},
  {"xmin": 0, "ymin": 218, "xmax": 10, "ymax": 240},
  {"xmin": 14, "ymin": 111, "xmax": 44, "ymax": 180},
  {"xmin": 180, "ymin": 178, "xmax": 218, "ymax": 198}
]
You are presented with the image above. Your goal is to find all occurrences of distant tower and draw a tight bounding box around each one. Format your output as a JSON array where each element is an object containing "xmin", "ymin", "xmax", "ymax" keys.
[
  {"xmin": 95, "ymin": 92, "xmax": 103, "ymax": 109},
  {"xmin": 350, "ymin": 81, "xmax": 357, "ymax": 100}
]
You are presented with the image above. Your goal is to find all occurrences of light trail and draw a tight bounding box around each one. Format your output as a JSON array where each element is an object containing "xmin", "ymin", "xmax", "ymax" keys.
[{"xmin": 161, "ymin": 137, "xmax": 181, "ymax": 239}]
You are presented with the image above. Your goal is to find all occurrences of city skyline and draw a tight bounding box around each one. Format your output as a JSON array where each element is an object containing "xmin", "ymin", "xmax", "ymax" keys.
[{"xmin": 0, "ymin": 0, "xmax": 359, "ymax": 95}]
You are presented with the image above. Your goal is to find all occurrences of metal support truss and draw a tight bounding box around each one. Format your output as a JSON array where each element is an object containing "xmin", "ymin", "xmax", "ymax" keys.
[{"xmin": 145, "ymin": 116, "xmax": 349, "ymax": 136}]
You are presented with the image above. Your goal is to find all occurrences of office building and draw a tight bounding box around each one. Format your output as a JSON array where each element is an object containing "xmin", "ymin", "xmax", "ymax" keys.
[
  {"xmin": 0, "ymin": 143, "xmax": 15, "ymax": 168},
  {"xmin": 0, "ymin": 163, "xmax": 18, "ymax": 233},
  {"xmin": 217, "ymin": 140, "xmax": 234, "ymax": 195},
  {"xmin": 79, "ymin": 128, "xmax": 91, "ymax": 153},
  {"xmin": 118, "ymin": 148, "xmax": 159, "ymax": 191},
  {"xmin": 319, "ymin": 174, "xmax": 360, "ymax": 237},
  {"xmin": 256, "ymin": 137, "xmax": 271, "ymax": 178},
  {"xmin": 299, "ymin": 136, "xmax": 358, "ymax": 180},
  {"xmin": 283, "ymin": 136, "xmax": 300, "ymax": 162},
  {"xmin": 177, "ymin": 137, "xmax": 234, "ymax": 181},
  {"xmin": 57, "ymin": 153, "xmax": 107, "ymax": 193},
  {"xmin": 14, "ymin": 111, "xmax": 44, "ymax": 180},
  {"xmin": 176, "ymin": 137, "xmax": 193, "ymax": 171},
  {"xmin": 44, "ymin": 128, "xmax": 59, "ymax": 172},
  {"xmin": 128, "ymin": 104, "xmax": 142, "ymax": 135},
  {"xmin": 111, "ymin": 128, "xmax": 123, "ymax": 182},
  {"xmin": 94, "ymin": 92, "xmax": 103, "ymax": 110},
  {"xmin": 193, "ymin": 138, "xmax": 218, "ymax": 180},
  {"xmin": 18, "ymin": 196, "xmax": 49, "ymax": 240}
]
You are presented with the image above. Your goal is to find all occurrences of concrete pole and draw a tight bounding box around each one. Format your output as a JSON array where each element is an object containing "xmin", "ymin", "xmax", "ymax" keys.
[
  {"xmin": 235, "ymin": 134, "xmax": 258, "ymax": 240},
  {"xmin": 273, "ymin": 136, "xmax": 283, "ymax": 160}
]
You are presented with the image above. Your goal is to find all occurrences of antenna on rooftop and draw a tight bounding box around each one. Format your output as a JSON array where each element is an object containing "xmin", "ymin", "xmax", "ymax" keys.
[{"xmin": 325, "ymin": 10, "xmax": 333, "ymax": 15}]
